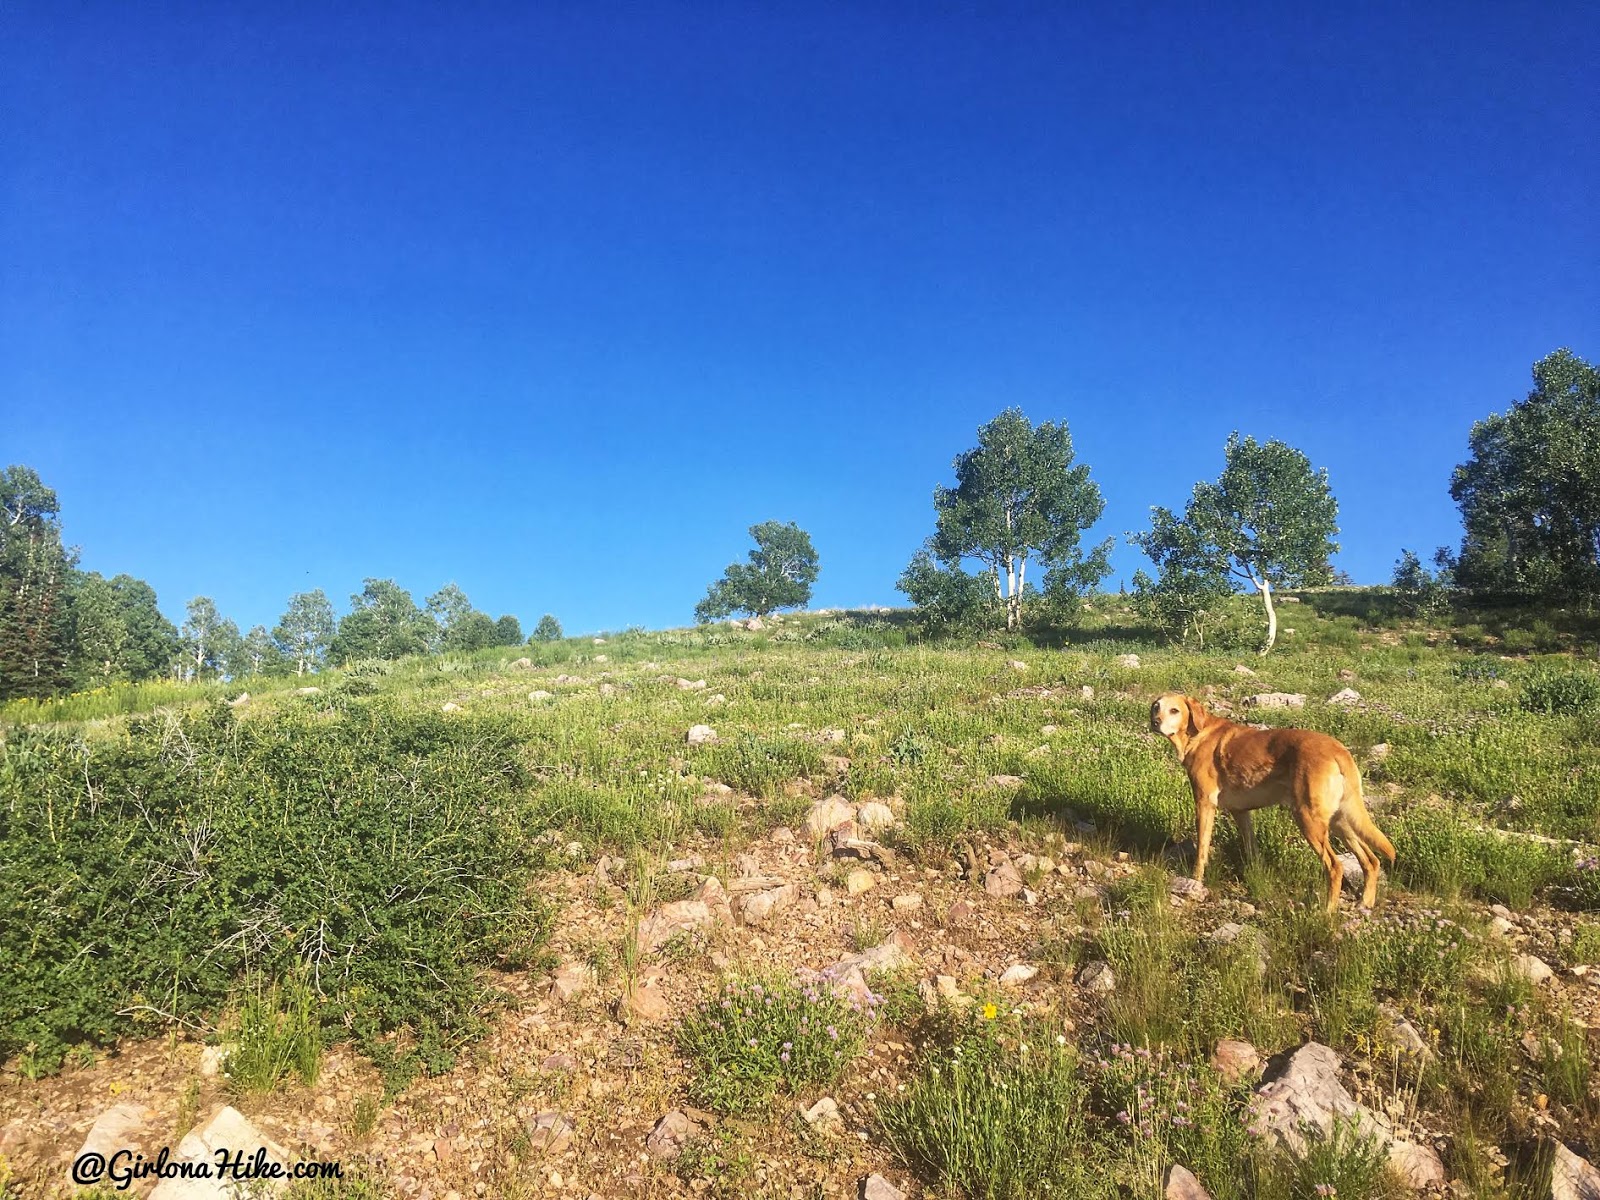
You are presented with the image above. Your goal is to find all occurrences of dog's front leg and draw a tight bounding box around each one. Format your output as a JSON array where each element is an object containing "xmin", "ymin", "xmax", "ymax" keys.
[
  {"xmin": 1193, "ymin": 792, "xmax": 1219, "ymax": 883},
  {"xmin": 1233, "ymin": 810, "xmax": 1257, "ymax": 862}
]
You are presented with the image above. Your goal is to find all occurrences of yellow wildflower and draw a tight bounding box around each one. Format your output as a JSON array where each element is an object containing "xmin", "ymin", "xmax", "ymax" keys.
[{"xmin": 982, "ymin": 1002, "xmax": 998, "ymax": 1020}]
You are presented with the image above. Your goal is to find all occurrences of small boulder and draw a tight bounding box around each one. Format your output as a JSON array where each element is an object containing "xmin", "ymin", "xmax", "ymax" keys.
[
  {"xmin": 985, "ymin": 860, "xmax": 1024, "ymax": 899},
  {"xmin": 676, "ymin": 677, "xmax": 707, "ymax": 691},
  {"xmin": 891, "ymin": 893, "xmax": 923, "ymax": 913},
  {"xmin": 1115, "ymin": 654, "xmax": 1141, "ymax": 669},
  {"xmin": 999, "ymin": 963, "xmax": 1039, "ymax": 988},
  {"xmin": 1368, "ymin": 742, "xmax": 1391, "ymax": 763},
  {"xmin": 623, "ymin": 978, "xmax": 672, "ymax": 1023},
  {"xmin": 525, "ymin": 1111, "xmax": 575, "ymax": 1153},
  {"xmin": 845, "ymin": 868, "xmax": 877, "ymax": 896},
  {"xmin": 987, "ymin": 774, "xmax": 1025, "ymax": 790},
  {"xmin": 802, "ymin": 1096, "xmax": 842, "ymax": 1135},
  {"xmin": 440, "ymin": 701, "xmax": 461, "ymax": 712},
  {"xmin": 227, "ymin": 692, "xmax": 250, "ymax": 707},
  {"xmin": 1078, "ymin": 960, "xmax": 1116, "ymax": 994},
  {"xmin": 737, "ymin": 884, "xmax": 797, "ymax": 925},
  {"xmin": 861, "ymin": 1174, "xmax": 908, "ymax": 1200},
  {"xmin": 637, "ymin": 900, "xmax": 716, "ymax": 953},
  {"xmin": 1244, "ymin": 692, "xmax": 1306, "ymax": 710},
  {"xmin": 1327, "ymin": 687, "xmax": 1362, "ymax": 706},
  {"xmin": 529, "ymin": 689, "xmax": 554, "ymax": 701},
  {"xmin": 510, "ymin": 657, "xmax": 532, "ymax": 669},
  {"xmin": 76, "ymin": 1103, "xmax": 151, "ymax": 1169},
  {"xmin": 1008, "ymin": 659, "xmax": 1028, "ymax": 671},
  {"xmin": 1170, "ymin": 876, "xmax": 1208, "ymax": 903},
  {"xmin": 1516, "ymin": 954, "xmax": 1554, "ymax": 985},
  {"xmin": 1210, "ymin": 1039, "xmax": 1262, "ymax": 1085},
  {"xmin": 550, "ymin": 963, "xmax": 596, "ymax": 1002},
  {"xmin": 805, "ymin": 796, "xmax": 857, "ymax": 841},
  {"xmin": 857, "ymin": 801, "xmax": 895, "ymax": 833},
  {"xmin": 685, "ymin": 724, "xmax": 718, "ymax": 746},
  {"xmin": 149, "ymin": 1106, "xmax": 290, "ymax": 1200},
  {"xmin": 1164, "ymin": 1163, "xmax": 1213, "ymax": 1200},
  {"xmin": 1231, "ymin": 665, "xmax": 1256, "ymax": 676},
  {"xmin": 645, "ymin": 1110, "xmax": 709, "ymax": 1160},
  {"xmin": 1553, "ymin": 1141, "xmax": 1600, "ymax": 1200},
  {"xmin": 1081, "ymin": 685, "xmax": 1096, "ymax": 700}
]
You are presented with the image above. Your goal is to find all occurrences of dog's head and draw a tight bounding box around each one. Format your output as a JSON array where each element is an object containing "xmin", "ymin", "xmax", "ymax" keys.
[{"xmin": 1150, "ymin": 693, "xmax": 1209, "ymax": 739}]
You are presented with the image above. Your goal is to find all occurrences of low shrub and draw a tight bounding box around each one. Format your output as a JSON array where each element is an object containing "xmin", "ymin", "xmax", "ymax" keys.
[
  {"xmin": 1519, "ymin": 664, "xmax": 1600, "ymax": 715},
  {"xmin": 677, "ymin": 975, "xmax": 877, "ymax": 1115}
]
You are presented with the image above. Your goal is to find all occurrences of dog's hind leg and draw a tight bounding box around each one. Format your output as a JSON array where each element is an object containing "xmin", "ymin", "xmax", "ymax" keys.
[
  {"xmin": 1232, "ymin": 810, "xmax": 1258, "ymax": 862},
  {"xmin": 1290, "ymin": 803, "xmax": 1343, "ymax": 915},
  {"xmin": 1335, "ymin": 815, "xmax": 1382, "ymax": 908}
]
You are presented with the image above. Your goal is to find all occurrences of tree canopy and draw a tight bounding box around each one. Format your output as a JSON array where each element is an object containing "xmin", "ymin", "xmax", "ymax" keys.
[
  {"xmin": 1450, "ymin": 348, "xmax": 1600, "ymax": 601},
  {"xmin": 905, "ymin": 409, "xmax": 1111, "ymax": 631},
  {"xmin": 330, "ymin": 579, "xmax": 432, "ymax": 662},
  {"xmin": 1131, "ymin": 433, "xmax": 1338, "ymax": 653},
  {"xmin": 695, "ymin": 521, "xmax": 820, "ymax": 621}
]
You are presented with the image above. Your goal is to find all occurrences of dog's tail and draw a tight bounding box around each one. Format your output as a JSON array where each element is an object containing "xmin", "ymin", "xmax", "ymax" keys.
[{"xmin": 1341, "ymin": 763, "xmax": 1396, "ymax": 864}]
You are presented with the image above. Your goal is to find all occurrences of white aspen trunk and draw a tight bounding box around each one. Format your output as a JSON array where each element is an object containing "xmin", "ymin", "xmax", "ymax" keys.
[{"xmin": 1257, "ymin": 578, "xmax": 1278, "ymax": 655}]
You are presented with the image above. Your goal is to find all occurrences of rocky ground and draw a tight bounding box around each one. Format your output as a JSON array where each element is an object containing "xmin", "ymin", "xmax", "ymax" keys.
[{"xmin": 3, "ymin": 785, "xmax": 1599, "ymax": 1200}]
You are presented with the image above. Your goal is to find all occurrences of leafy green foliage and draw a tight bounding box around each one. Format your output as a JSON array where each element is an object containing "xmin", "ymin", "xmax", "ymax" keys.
[
  {"xmin": 694, "ymin": 521, "xmax": 820, "ymax": 621},
  {"xmin": 274, "ymin": 589, "xmax": 336, "ymax": 675},
  {"xmin": 910, "ymin": 408, "xmax": 1111, "ymax": 632},
  {"xmin": 330, "ymin": 579, "xmax": 433, "ymax": 662},
  {"xmin": 880, "ymin": 1016, "xmax": 1091, "ymax": 1200},
  {"xmin": 1452, "ymin": 348, "xmax": 1600, "ymax": 601},
  {"xmin": 677, "ymin": 976, "xmax": 876, "ymax": 1114},
  {"xmin": 896, "ymin": 548, "xmax": 1003, "ymax": 635},
  {"xmin": 0, "ymin": 464, "xmax": 74, "ymax": 699},
  {"xmin": 1519, "ymin": 663, "xmax": 1600, "ymax": 715},
  {"xmin": 224, "ymin": 972, "xmax": 324, "ymax": 1093},
  {"xmin": 1131, "ymin": 433, "xmax": 1339, "ymax": 652},
  {"xmin": 531, "ymin": 613, "xmax": 563, "ymax": 642},
  {"xmin": 0, "ymin": 701, "xmax": 549, "ymax": 1083}
]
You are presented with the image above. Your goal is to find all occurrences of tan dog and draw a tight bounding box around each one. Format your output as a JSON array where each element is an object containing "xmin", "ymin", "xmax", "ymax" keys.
[{"xmin": 1150, "ymin": 693, "xmax": 1395, "ymax": 912}]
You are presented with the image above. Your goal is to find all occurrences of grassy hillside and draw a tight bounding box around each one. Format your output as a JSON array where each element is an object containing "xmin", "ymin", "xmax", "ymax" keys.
[{"xmin": 2, "ymin": 594, "xmax": 1598, "ymax": 1198}]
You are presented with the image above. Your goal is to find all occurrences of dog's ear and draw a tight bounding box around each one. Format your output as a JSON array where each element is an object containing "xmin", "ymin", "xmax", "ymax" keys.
[{"xmin": 1185, "ymin": 697, "xmax": 1210, "ymax": 738}]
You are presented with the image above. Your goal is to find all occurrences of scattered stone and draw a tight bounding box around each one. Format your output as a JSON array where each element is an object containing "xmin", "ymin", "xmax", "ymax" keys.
[
  {"xmin": 1378, "ymin": 1004, "xmax": 1434, "ymax": 1061},
  {"xmin": 685, "ymin": 724, "xmax": 717, "ymax": 746},
  {"xmin": 815, "ymin": 885, "xmax": 835, "ymax": 908},
  {"xmin": 550, "ymin": 963, "xmax": 596, "ymax": 1002},
  {"xmin": 1553, "ymin": 1141, "xmax": 1600, "ymax": 1200},
  {"xmin": 510, "ymin": 657, "xmax": 532, "ymax": 669},
  {"xmin": 737, "ymin": 884, "xmax": 797, "ymax": 925},
  {"xmin": 637, "ymin": 899, "xmax": 716, "ymax": 952},
  {"xmin": 744, "ymin": 616, "xmax": 764, "ymax": 630},
  {"xmin": 296, "ymin": 686, "xmax": 320, "ymax": 695},
  {"xmin": 946, "ymin": 899, "xmax": 976, "ymax": 925},
  {"xmin": 529, "ymin": 689, "xmax": 554, "ymax": 701},
  {"xmin": 1170, "ymin": 876, "xmax": 1208, "ymax": 902},
  {"xmin": 676, "ymin": 677, "xmax": 707, "ymax": 690},
  {"xmin": 77, "ymin": 1103, "xmax": 151, "ymax": 1169},
  {"xmin": 1491, "ymin": 916, "xmax": 1515, "ymax": 937},
  {"xmin": 832, "ymin": 828, "xmax": 896, "ymax": 869},
  {"xmin": 1078, "ymin": 960, "xmax": 1116, "ymax": 994},
  {"xmin": 1337, "ymin": 852, "xmax": 1365, "ymax": 895},
  {"xmin": 987, "ymin": 774, "xmax": 1025, "ymax": 790},
  {"xmin": 525, "ymin": 1112, "xmax": 574, "ymax": 1153},
  {"xmin": 1041, "ymin": 724, "xmax": 1058, "ymax": 735},
  {"xmin": 845, "ymin": 868, "xmax": 877, "ymax": 896},
  {"xmin": 667, "ymin": 854, "xmax": 705, "ymax": 873},
  {"xmin": 1516, "ymin": 953, "xmax": 1554, "ymax": 985},
  {"xmin": 1164, "ymin": 1163, "xmax": 1213, "ymax": 1200},
  {"xmin": 999, "ymin": 963, "xmax": 1039, "ymax": 988},
  {"xmin": 857, "ymin": 801, "xmax": 895, "ymax": 833},
  {"xmin": 985, "ymin": 860, "xmax": 1024, "ymax": 899},
  {"xmin": 1389, "ymin": 1140, "xmax": 1448, "ymax": 1190},
  {"xmin": 148, "ymin": 1106, "xmax": 290, "ymax": 1200},
  {"xmin": 1115, "ymin": 654, "xmax": 1141, "ymax": 669},
  {"xmin": 805, "ymin": 796, "xmax": 858, "ymax": 840},
  {"xmin": 227, "ymin": 692, "xmax": 250, "ymax": 707},
  {"xmin": 1210, "ymin": 1039, "xmax": 1262, "ymax": 1085},
  {"xmin": 440, "ymin": 701, "xmax": 462, "ymax": 712},
  {"xmin": 1368, "ymin": 742, "xmax": 1391, "ymax": 763},
  {"xmin": 645, "ymin": 1110, "xmax": 709, "ymax": 1160},
  {"xmin": 801, "ymin": 1096, "xmax": 842, "ymax": 1135},
  {"xmin": 598, "ymin": 682, "xmax": 617, "ymax": 697},
  {"xmin": 1244, "ymin": 692, "xmax": 1306, "ymax": 710},
  {"xmin": 1008, "ymin": 659, "xmax": 1028, "ymax": 671},
  {"xmin": 861, "ymin": 1173, "xmax": 908, "ymax": 1200},
  {"xmin": 538, "ymin": 1053, "xmax": 577, "ymax": 1074},
  {"xmin": 1231, "ymin": 665, "xmax": 1256, "ymax": 676},
  {"xmin": 892, "ymin": 893, "xmax": 923, "ymax": 912},
  {"xmin": 1327, "ymin": 687, "xmax": 1362, "ymax": 706},
  {"xmin": 1209, "ymin": 922, "xmax": 1246, "ymax": 945},
  {"xmin": 622, "ymin": 977, "xmax": 672, "ymax": 1023},
  {"xmin": 1081, "ymin": 685, "xmax": 1096, "ymax": 700}
]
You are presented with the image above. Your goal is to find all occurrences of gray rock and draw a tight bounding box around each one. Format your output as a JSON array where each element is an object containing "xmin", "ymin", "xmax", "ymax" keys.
[
  {"xmin": 1244, "ymin": 692, "xmax": 1306, "ymax": 710},
  {"xmin": 1115, "ymin": 654, "xmax": 1141, "ymax": 669},
  {"xmin": 1378, "ymin": 1003, "xmax": 1433, "ymax": 1061},
  {"xmin": 77, "ymin": 1103, "xmax": 150, "ymax": 1170},
  {"xmin": 637, "ymin": 900, "xmax": 715, "ymax": 953},
  {"xmin": 685, "ymin": 724, "xmax": 718, "ymax": 746},
  {"xmin": 525, "ymin": 1111, "xmax": 574, "ymax": 1153},
  {"xmin": 857, "ymin": 801, "xmax": 896, "ymax": 832},
  {"xmin": 149, "ymin": 1106, "xmax": 291, "ymax": 1200},
  {"xmin": 861, "ymin": 1174, "xmax": 908, "ymax": 1200},
  {"xmin": 804, "ymin": 796, "xmax": 857, "ymax": 840},
  {"xmin": 1553, "ymin": 1141, "xmax": 1600, "ymax": 1200},
  {"xmin": 1164, "ymin": 1163, "xmax": 1213, "ymax": 1200},
  {"xmin": 802, "ymin": 1096, "xmax": 842, "ymax": 1135},
  {"xmin": 1327, "ymin": 687, "xmax": 1362, "ymax": 706},
  {"xmin": 1209, "ymin": 922, "xmax": 1246, "ymax": 945},
  {"xmin": 999, "ymin": 963, "xmax": 1039, "ymax": 988},
  {"xmin": 645, "ymin": 1110, "xmax": 709, "ymax": 1160},
  {"xmin": 985, "ymin": 860, "xmax": 1024, "ymax": 899},
  {"xmin": 1232, "ymin": 665, "xmax": 1256, "ymax": 676},
  {"xmin": 529, "ymin": 689, "xmax": 554, "ymax": 701},
  {"xmin": 736, "ymin": 884, "xmax": 797, "ymax": 925},
  {"xmin": 1337, "ymin": 852, "xmax": 1365, "ymax": 895},
  {"xmin": 1516, "ymin": 953, "xmax": 1554, "ymax": 985},
  {"xmin": 1210, "ymin": 1039, "xmax": 1262, "ymax": 1085},
  {"xmin": 1170, "ymin": 876, "xmax": 1208, "ymax": 902},
  {"xmin": 550, "ymin": 963, "xmax": 596, "ymax": 1002},
  {"xmin": 1078, "ymin": 960, "xmax": 1116, "ymax": 994}
]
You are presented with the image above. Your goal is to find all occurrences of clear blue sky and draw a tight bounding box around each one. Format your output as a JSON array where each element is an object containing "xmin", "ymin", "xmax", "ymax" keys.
[{"xmin": 4, "ymin": 3, "xmax": 1596, "ymax": 636}]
